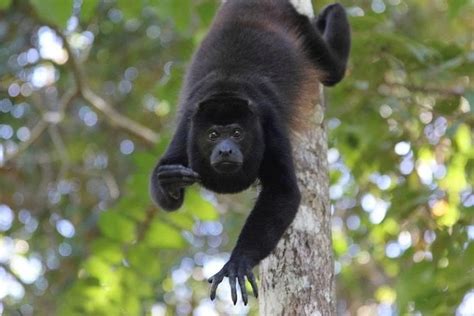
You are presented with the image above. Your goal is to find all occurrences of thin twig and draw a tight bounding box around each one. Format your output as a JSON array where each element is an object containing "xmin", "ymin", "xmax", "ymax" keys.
[
  {"xmin": 81, "ymin": 87, "xmax": 160, "ymax": 144},
  {"xmin": 0, "ymin": 263, "xmax": 23, "ymax": 284},
  {"xmin": 1, "ymin": 88, "xmax": 79, "ymax": 167},
  {"xmin": 48, "ymin": 125, "xmax": 70, "ymax": 179},
  {"xmin": 103, "ymin": 171, "xmax": 120, "ymax": 200},
  {"xmin": 2, "ymin": 24, "xmax": 159, "ymax": 167},
  {"xmin": 58, "ymin": 88, "xmax": 80, "ymax": 113},
  {"xmin": 50, "ymin": 26, "xmax": 85, "ymax": 91},
  {"xmin": 2, "ymin": 120, "xmax": 48, "ymax": 165}
]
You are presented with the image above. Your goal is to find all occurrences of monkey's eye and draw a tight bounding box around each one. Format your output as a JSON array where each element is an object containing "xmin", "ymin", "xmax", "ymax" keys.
[
  {"xmin": 232, "ymin": 129, "xmax": 242, "ymax": 139},
  {"xmin": 208, "ymin": 131, "xmax": 219, "ymax": 141}
]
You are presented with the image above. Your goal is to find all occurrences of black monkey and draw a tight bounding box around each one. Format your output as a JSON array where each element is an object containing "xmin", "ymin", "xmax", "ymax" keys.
[{"xmin": 150, "ymin": 0, "xmax": 350, "ymax": 305}]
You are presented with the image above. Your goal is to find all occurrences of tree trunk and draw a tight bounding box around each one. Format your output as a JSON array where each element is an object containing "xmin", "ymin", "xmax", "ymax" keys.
[{"xmin": 258, "ymin": 2, "xmax": 335, "ymax": 315}]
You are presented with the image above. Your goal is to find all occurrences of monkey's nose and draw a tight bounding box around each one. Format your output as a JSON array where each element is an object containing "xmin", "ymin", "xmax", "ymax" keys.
[
  {"xmin": 219, "ymin": 148, "xmax": 232, "ymax": 156},
  {"xmin": 218, "ymin": 142, "xmax": 233, "ymax": 156}
]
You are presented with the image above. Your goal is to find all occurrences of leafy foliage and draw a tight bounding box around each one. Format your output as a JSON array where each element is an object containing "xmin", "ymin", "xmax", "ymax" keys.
[
  {"xmin": 0, "ymin": 0, "xmax": 472, "ymax": 315},
  {"xmin": 30, "ymin": 0, "xmax": 74, "ymax": 28}
]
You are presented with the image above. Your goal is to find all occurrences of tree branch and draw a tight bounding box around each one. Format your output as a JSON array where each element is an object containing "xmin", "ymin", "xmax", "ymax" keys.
[
  {"xmin": 52, "ymin": 26, "xmax": 160, "ymax": 145},
  {"xmin": 81, "ymin": 87, "xmax": 160, "ymax": 144}
]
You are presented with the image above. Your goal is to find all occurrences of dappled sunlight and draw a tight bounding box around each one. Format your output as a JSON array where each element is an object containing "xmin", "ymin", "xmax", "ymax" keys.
[{"xmin": 0, "ymin": 0, "xmax": 472, "ymax": 315}]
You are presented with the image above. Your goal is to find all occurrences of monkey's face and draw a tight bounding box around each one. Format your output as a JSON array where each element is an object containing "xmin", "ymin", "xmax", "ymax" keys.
[
  {"xmin": 192, "ymin": 119, "xmax": 262, "ymax": 174},
  {"xmin": 188, "ymin": 98, "xmax": 264, "ymax": 193},
  {"xmin": 206, "ymin": 123, "xmax": 245, "ymax": 174}
]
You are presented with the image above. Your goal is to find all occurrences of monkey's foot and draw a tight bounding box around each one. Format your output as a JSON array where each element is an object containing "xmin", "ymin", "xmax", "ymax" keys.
[{"xmin": 208, "ymin": 257, "xmax": 258, "ymax": 305}]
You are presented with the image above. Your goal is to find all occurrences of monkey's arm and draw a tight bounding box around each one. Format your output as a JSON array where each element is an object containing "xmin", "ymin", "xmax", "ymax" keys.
[
  {"xmin": 208, "ymin": 116, "xmax": 300, "ymax": 305},
  {"xmin": 150, "ymin": 116, "xmax": 200, "ymax": 211},
  {"xmin": 300, "ymin": 3, "xmax": 351, "ymax": 86}
]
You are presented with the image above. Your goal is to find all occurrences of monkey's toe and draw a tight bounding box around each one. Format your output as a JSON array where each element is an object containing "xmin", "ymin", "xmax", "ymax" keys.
[{"xmin": 208, "ymin": 258, "xmax": 258, "ymax": 305}]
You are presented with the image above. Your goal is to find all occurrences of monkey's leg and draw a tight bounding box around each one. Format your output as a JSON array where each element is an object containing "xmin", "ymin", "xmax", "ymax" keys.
[
  {"xmin": 296, "ymin": 3, "xmax": 351, "ymax": 85},
  {"xmin": 316, "ymin": 3, "xmax": 351, "ymax": 70}
]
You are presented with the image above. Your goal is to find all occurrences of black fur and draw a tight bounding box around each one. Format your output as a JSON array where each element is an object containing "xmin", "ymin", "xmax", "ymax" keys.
[{"xmin": 150, "ymin": 0, "xmax": 350, "ymax": 304}]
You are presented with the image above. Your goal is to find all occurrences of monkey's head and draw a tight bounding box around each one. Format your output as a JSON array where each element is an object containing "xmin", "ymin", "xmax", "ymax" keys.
[{"xmin": 188, "ymin": 95, "xmax": 264, "ymax": 193}]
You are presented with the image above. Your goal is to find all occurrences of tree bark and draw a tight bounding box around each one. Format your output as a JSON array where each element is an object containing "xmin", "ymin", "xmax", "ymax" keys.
[{"xmin": 258, "ymin": 2, "xmax": 335, "ymax": 315}]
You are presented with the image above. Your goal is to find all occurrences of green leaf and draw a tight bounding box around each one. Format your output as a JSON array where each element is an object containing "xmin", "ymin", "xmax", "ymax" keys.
[
  {"xmin": 128, "ymin": 244, "xmax": 161, "ymax": 276},
  {"xmin": 133, "ymin": 151, "xmax": 158, "ymax": 172},
  {"xmin": 122, "ymin": 269, "xmax": 154, "ymax": 297},
  {"xmin": 117, "ymin": 0, "xmax": 143, "ymax": 19},
  {"xmin": 435, "ymin": 98, "xmax": 459, "ymax": 115},
  {"xmin": 333, "ymin": 230, "xmax": 348, "ymax": 255},
  {"xmin": 170, "ymin": 0, "xmax": 192, "ymax": 33},
  {"xmin": 30, "ymin": 0, "xmax": 74, "ymax": 28},
  {"xmin": 150, "ymin": 0, "xmax": 192, "ymax": 34},
  {"xmin": 0, "ymin": 0, "xmax": 11, "ymax": 10},
  {"xmin": 84, "ymin": 257, "xmax": 117, "ymax": 283},
  {"xmin": 81, "ymin": 0, "xmax": 100, "ymax": 22},
  {"xmin": 91, "ymin": 238, "xmax": 124, "ymax": 264},
  {"xmin": 126, "ymin": 173, "xmax": 150, "ymax": 202},
  {"xmin": 448, "ymin": 0, "xmax": 469, "ymax": 18},
  {"xmin": 396, "ymin": 261, "xmax": 434, "ymax": 311},
  {"xmin": 98, "ymin": 212, "xmax": 136, "ymax": 243},
  {"xmin": 440, "ymin": 155, "xmax": 467, "ymax": 196},
  {"xmin": 144, "ymin": 219, "xmax": 185, "ymax": 249},
  {"xmin": 454, "ymin": 124, "xmax": 471, "ymax": 154},
  {"xmin": 196, "ymin": 1, "xmax": 218, "ymax": 27},
  {"xmin": 167, "ymin": 212, "xmax": 195, "ymax": 230},
  {"xmin": 114, "ymin": 198, "xmax": 148, "ymax": 222},
  {"xmin": 183, "ymin": 189, "xmax": 218, "ymax": 221}
]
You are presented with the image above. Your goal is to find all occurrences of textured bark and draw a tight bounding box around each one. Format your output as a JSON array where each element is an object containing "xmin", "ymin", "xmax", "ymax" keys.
[
  {"xmin": 258, "ymin": 2, "xmax": 335, "ymax": 314},
  {"xmin": 259, "ymin": 88, "xmax": 335, "ymax": 316}
]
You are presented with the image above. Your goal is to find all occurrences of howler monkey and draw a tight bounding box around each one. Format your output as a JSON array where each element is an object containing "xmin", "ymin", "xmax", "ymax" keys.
[{"xmin": 150, "ymin": 0, "xmax": 351, "ymax": 305}]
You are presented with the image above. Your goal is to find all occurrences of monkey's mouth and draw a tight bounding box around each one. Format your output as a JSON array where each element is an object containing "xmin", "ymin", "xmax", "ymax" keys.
[{"xmin": 211, "ymin": 161, "xmax": 242, "ymax": 174}]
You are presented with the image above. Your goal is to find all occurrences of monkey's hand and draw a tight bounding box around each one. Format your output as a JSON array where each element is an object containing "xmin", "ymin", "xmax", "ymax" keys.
[
  {"xmin": 208, "ymin": 256, "xmax": 258, "ymax": 305},
  {"xmin": 151, "ymin": 164, "xmax": 200, "ymax": 211},
  {"xmin": 156, "ymin": 164, "xmax": 200, "ymax": 197}
]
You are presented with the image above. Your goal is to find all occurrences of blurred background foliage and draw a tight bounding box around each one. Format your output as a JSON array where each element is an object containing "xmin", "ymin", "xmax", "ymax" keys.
[{"xmin": 0, "ymin": 0, "xmax": 473, "ymax": 315}]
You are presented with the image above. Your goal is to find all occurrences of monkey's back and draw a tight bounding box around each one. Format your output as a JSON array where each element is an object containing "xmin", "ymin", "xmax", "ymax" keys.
[{"xmin": 182, "ymin": 0, "xmax": 321, "ymax": 129}]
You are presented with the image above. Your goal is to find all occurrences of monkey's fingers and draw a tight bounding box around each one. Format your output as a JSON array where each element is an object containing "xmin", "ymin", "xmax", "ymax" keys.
[
  {"xmin": 209, "ymin": 274, "xmax": 224, "ymax": 301},
  {"xmin": 157, "ymin": 168, "xmax": 200, "ymax": 181},
  {"xmin": 159, "ymin": 177, "xmax": 198, "ymax": 186},
  {"xmin": 157, "ymin": 170, "xmax": 200, "ymax": 179},
  {"xmin": 247, "ymin": 270, "xmax": 259, "ymax": 298},
  {"xmin": 229, "ymin": 275, "xmax": 237, "ymax": 305},
  {"xmin": 238, "ymin": 275, "xmax": 248, "ymax": 305},
  {"xmin": 157, "ymin": 164, "xmax": 188, "ymax": 170},
  {"xmin": 157, "ymin": 164, "xmax": 200, "ymax": 174}
]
